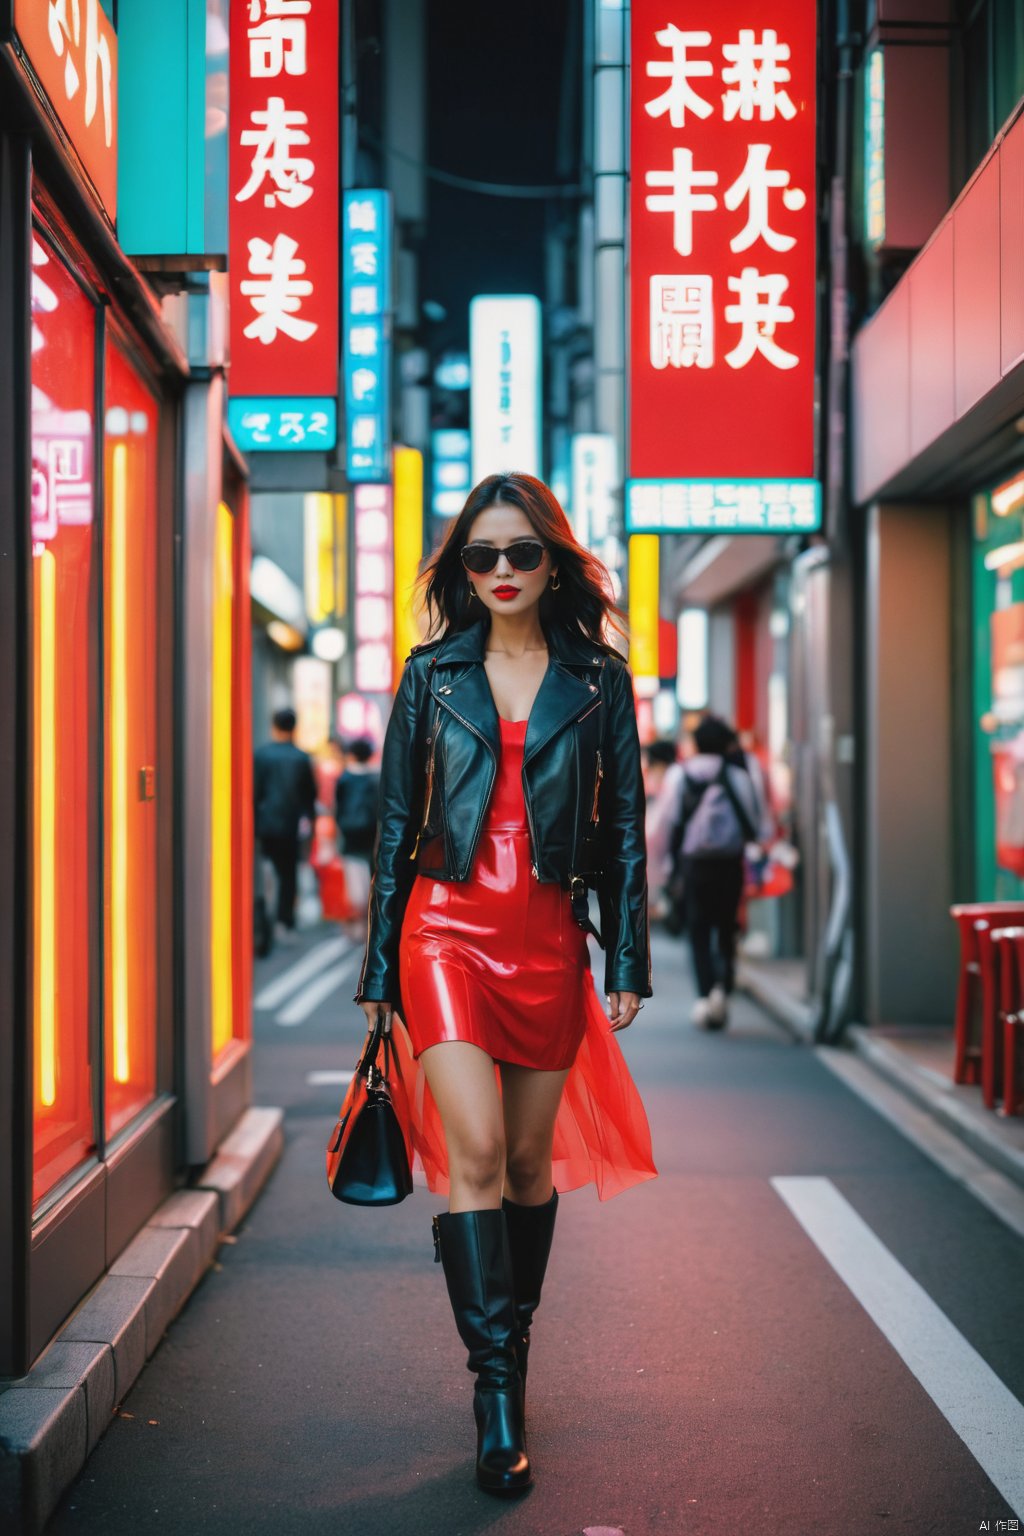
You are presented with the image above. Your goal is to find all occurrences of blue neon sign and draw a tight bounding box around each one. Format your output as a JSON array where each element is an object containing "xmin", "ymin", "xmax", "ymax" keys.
[
  {"xmin": 431, "ymin": 428, "xmax": 472, "ymax": 517},
  {"xmin": 625, "ymin": 479, "xmax": 822, "ymax": 535},
  {"xmin": 343, "ymin": 190, "xmax": 392, "ymax": 483},
  {"xmin": 228, "ymin": 397, "xmax": 337, "ymax": 453}
]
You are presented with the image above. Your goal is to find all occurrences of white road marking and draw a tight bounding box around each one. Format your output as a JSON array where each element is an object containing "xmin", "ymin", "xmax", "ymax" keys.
[
  {"xmin": 276, "ymin": 954, "xmax": 360, "ymax": 1027},
  {"xmin": 772, "ymin": 1176, "xmax": 1024, "ymax": 1516},
  {"xmin": 306, "ymin": 1070, "xmax": 355, "ymax": 1087},
  {"xmin": 254, "ymin": 937, "xmax": 350, "ymax": 1012}
]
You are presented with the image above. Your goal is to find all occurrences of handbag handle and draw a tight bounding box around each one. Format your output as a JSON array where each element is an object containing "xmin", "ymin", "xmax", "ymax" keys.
[{"xmin": 357, "ymin": 1015, "xmax": 392, "ymax": 1081}]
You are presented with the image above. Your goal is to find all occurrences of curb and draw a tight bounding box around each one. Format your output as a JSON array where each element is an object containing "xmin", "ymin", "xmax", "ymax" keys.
[
  {"xmin": 738, "ymin": 966, "xmax": 1024, "ymax": 1201},
  {"xmin": 846, "ymin": 1025, "xmax": 1024, "ymax": 1195},
  {"xmin": 0, "ymin": 1106, "xmax": 284, "ymax": 1535},
  {"xmin": 736, "ymin": 960, "xmax": 816, "ymax": 1042}
]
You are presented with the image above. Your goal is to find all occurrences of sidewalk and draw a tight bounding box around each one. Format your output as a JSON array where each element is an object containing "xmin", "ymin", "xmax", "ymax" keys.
[
  {"xmin": 0, "ymin": 1112, "xmax": 284, "ymax": 1534},
  {"xmin": 739, "ymin": 953, "xmax": 1024, "ymax": 1205}
]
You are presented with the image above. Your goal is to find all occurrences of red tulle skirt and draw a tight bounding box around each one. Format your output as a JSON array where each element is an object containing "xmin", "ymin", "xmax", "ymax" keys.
[{"xmin": 393, "ymin": 718, "xmax": 656, "ymax": 1201}]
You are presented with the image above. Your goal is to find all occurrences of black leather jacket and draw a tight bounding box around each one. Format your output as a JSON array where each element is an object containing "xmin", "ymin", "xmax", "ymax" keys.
[{"xmin": 355, "ymin": 620, "xmax": 651, "ymax": 1010}]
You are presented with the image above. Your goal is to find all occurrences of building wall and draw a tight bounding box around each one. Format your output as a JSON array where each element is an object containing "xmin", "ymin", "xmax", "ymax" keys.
[
  {"xmin": 853, "ymin": 104, "xmax": 1024, "ymax": 503},
  {"xmin": 864, "ymin": 503, "xmax": 959, "ymax": 1024}
]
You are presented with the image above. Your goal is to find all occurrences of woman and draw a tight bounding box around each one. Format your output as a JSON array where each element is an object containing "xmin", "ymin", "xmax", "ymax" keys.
[{"xmin": 355, "ymin": 472, "xmax": 656, "ymax": 1495}]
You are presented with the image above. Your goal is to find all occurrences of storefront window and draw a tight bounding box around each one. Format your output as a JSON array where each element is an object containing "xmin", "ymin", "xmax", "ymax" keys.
[
  {"xmin": 30, "ymin": 234, "xmax": 96, "ymax": 1204},
  {"xmin": 103, "ymin": 343, "xmax": 159, "ymax": 1138},
  {"xmin": 971, "ymin": 481, "xmax": 1024, "ymax": 901}
]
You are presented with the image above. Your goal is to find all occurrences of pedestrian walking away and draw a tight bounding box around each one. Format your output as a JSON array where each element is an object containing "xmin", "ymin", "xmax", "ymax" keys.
[
  {"xmin": 669, "ymin": 713, "xmax": 771, "ymax": 1031},
  {"xmin": 254, "ymin": 707, "xmax": 318, "ymax": 938},
  {"xmin": 334, "ymin": 735, "xmax": 380, "ymax": 937},
  {"xmin": 354, "ymin": 471, "xmax": 657, "ymax": 1496}
]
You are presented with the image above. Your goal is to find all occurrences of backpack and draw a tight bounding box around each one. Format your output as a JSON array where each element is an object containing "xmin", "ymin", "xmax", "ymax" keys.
[
  {"xmin": 335, "ymin": 771, "xmax": 380, "ymax": 856},
  {"xmin": 673, "ymin": 760, "xmax": 757, "ymax": 860}
]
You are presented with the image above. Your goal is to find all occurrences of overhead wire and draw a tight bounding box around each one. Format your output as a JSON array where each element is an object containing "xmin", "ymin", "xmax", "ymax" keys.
[{"xmin": 358, "ymin": 128, "xmax": 583, "ymax": 200}]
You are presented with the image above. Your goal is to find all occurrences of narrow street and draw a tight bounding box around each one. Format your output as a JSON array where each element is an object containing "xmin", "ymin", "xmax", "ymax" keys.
[{"xmin": 49, "ymin": 929, "xmax": 1024, "ymax": 1536}]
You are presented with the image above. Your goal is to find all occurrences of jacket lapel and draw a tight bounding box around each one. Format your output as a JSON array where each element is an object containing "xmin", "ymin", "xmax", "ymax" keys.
[
  {"xmin": 430, "ymin": 622, "xmax": 501, "ymax": 759},
  {"xmin": 523, "ymin": 662, "xmax": 600, "ymax": 764},
  {"xmin": 434, "ymin": 663, "xmax": 502, "ymax": 759}
]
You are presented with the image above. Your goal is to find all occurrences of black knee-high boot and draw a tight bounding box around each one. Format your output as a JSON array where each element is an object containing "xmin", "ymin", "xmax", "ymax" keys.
[
  {"xmin": 502, "ymin": 1189, "xmax": 558, "ymax": 1389},
  {"xmin": 432, "ymin": 1209, "xmax": 531, "ymax": 1495}
]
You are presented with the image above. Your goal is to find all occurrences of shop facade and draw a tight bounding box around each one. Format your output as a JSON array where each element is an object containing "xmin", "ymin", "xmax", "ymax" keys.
[
  {"xmin": 0, "ymin": 6, "xmax": 253, "ymax": 1379},
  {"xmin": 851, "ymin": 24, "xmax": 1024, "ymax": 1030}
]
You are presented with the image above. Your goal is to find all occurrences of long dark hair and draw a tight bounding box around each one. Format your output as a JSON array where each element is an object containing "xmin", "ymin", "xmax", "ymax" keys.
[{"xmin": 420, "ymin": 472, "xmax": 626, "ymax": 651}]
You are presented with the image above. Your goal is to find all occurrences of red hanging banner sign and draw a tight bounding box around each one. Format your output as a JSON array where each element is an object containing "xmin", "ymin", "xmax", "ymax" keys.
[
  {"xmin": 14, "ymin": 0, "xmax": 118, "ymax": 219},
  {"xmin": 629, "ymin": 2, "xmax": 816, "ymax": 480},
  {"xmin": 229, "ymin": 0, "xmax": 339, "ymax": 397}
]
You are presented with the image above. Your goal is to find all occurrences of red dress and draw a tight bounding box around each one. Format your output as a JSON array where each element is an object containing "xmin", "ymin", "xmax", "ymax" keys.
[{"xmin": 391, "ymin": 717, "xmax": 657, "ymax": 1200}]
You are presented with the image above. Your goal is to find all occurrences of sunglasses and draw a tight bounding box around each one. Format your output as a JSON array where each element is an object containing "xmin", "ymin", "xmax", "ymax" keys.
[{"xmin": 460, "ymin": 540, "xmax": 547, "ymax": 575}]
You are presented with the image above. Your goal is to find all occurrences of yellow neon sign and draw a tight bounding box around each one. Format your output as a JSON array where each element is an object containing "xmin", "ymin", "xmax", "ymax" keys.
[
  {"xmin": 393, "ymin": 446, "xmax": 424, "ymax": 675},
  {"xmin": 211, "ymin": 501, "xmax": 235, "ymax": 1060},
  {"xmin": 629, "ymin": 534, "xmax": 660, "ymax": 683}
]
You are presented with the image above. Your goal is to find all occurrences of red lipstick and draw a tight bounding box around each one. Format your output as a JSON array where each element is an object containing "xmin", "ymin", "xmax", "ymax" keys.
[{"xmin": 492, "ymin": 586, "xmax": 520, "ymax": 600}]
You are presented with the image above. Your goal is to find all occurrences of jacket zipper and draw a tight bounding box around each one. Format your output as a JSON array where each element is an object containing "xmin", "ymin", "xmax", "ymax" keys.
[
  {"xmin": 432, "ymin": 693, "xmax": 497, "ymax": 875},
  {"xmin": 522, "ymin": 771, "xmax": 540, "ymax": 878},
  {"xmin": 590, "ymin": 749, "xmax": 604, "ymax": 824},
  {"xmin": 410, "ymin": 707, "xmax": 441, "ymax": 860}
]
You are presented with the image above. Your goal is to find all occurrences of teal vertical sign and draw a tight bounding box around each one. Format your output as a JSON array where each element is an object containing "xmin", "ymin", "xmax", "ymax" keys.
[{"xmin": 117, "ymin": 0, "xmax": 228, "ymax": 257}]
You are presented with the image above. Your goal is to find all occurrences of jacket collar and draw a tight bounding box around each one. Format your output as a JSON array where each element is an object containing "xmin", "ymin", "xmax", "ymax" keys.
[
  {"xmin": 427, "ymin": 621, "xmax": 606, "ymax": 763},
  {"xmin": 429, "ymin": 620, "xmax": 607, "ymax": 670}
]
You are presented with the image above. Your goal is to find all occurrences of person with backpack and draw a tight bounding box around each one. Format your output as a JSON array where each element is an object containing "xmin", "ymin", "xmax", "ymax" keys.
[
  {"xmin": 669, "ymin": 714, "xmax": 769, "ymax": 1030},
  {"xmin": 334, "ymin": 737, "xmax": 381, "ymax": 935}
]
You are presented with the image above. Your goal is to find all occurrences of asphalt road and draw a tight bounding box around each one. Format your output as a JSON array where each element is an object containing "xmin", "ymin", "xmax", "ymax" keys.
[{"xmin": 50, "ymin": 921, "xmax": 1024, "ymax": 1536}]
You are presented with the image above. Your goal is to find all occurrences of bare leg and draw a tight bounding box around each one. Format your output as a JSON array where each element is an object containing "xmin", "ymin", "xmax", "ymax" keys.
[
  {"xmin": 499, "ymin": 1062, "xmax": 570, "ymax": 1206},
  {"xmin": 419, "ymin": 1042, "xmax": 506, "ymax": 1212}
]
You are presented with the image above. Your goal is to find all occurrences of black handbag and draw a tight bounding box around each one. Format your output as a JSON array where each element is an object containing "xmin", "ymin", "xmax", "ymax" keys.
[{"xmin": 326, "ymin": 1019, "xmax": 413, "ymax": 1205}]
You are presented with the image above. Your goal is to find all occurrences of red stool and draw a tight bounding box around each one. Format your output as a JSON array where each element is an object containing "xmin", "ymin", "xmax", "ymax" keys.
[
  {"xmin": 993, "ymin": 926, "xmax": 1024, "ymax": 1116},
  {"xmin": 950, "ymin": 903, "xmax": 1024, "ymax": 1088}
]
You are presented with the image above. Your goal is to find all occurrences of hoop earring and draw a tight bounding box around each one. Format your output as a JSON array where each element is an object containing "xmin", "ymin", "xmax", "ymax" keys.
[
  {"xmin": 550, "ymin": 573, "xmax": 561, "ymax": 591},
  {"xmin": 467, "ymin": 582, "xmax": 478, "ymax": 601}
]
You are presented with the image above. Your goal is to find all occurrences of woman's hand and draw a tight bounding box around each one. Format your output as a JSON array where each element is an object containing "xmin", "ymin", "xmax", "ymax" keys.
[
  {"xmin": 607, "ymin": 991, "xmax": 642, "ymax": 1032},
  {"xmin": 360, "ymin": 999, "xmax": 393, "ymax": 1034}
]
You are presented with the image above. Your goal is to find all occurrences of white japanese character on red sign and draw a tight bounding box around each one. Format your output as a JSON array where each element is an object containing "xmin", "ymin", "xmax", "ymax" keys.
[
  {"xmin": 240, "ymin": 234, "xmax": 318, "ymax": 345},
  {"xmin": 236, "ymin": 97, "xmax": 314, "ymax": 208},
  {"xmin": 47, "ymin": 0, "xmax": 113, "ymax": 147},
  {"xmin": 248, "ymin": 0, "xmax": 311, "ymax": 78},
  {"xmin": 724, "ymin": 269, "xmax": 798, "ymax": 370},
  {"xmin": 650, "ymin": 276, "xmax": 714, "ymax": 369},
  {"xmin": 645, "ymin": 148, "xmax": 718, "ymax": 257},
  {"xmin": 721, "ymin": 29, "xmax": 797, "ymax": 122},
  {"xmin": 644, "ymin": 26, "xmax": 713, "ymax": 126},
  {"xmin": 724, "ymin": 145, "xmax": 806, "ymax": 254}
]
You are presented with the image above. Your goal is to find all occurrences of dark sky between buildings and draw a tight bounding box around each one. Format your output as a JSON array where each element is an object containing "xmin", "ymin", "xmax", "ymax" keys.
[{"xmin": 422, "ymin": 0, "xmax": 578, "ymax": 353}]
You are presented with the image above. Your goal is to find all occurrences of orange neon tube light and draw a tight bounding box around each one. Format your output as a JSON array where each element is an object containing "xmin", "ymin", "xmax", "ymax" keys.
[{"xmin": 35, "ymin": 548, "xmax": 57, "ymax": 1107}]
